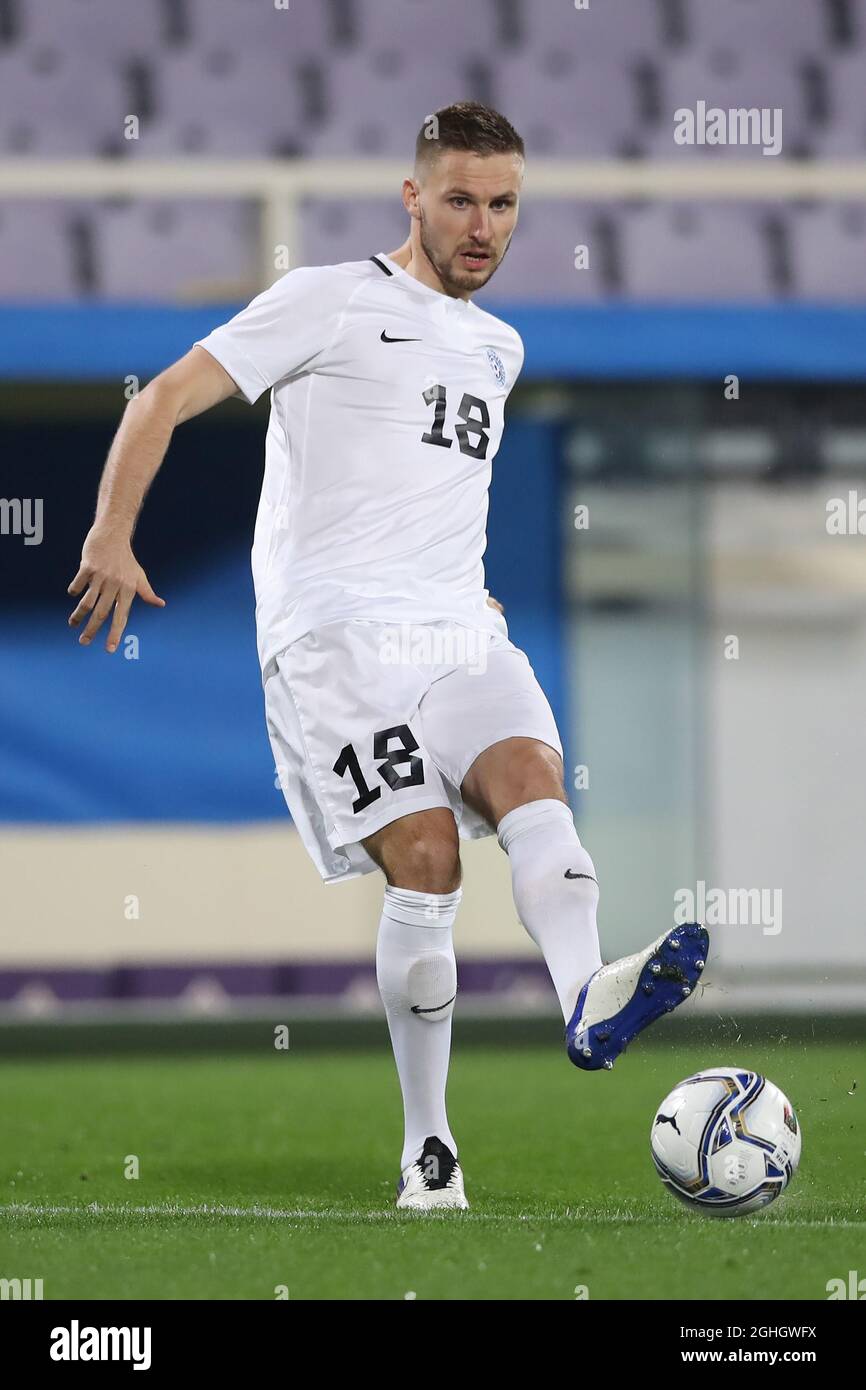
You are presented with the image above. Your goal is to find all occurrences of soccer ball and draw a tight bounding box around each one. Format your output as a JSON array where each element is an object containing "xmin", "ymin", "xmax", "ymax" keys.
[{"xmin": 650, "ymin": 1067, "xmax": 801, "ymax": 1217}]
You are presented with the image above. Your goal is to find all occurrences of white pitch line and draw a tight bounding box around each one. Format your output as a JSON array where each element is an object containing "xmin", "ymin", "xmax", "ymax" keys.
[{"xmin": 0, "ymin": 1202, "xmax": 864, "ymax": 1230}]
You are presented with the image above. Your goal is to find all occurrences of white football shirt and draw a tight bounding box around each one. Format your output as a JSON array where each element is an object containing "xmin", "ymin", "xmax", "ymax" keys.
[{"xmin": 194, "ymin": 252, "xmax": 524, "ymax": 672}]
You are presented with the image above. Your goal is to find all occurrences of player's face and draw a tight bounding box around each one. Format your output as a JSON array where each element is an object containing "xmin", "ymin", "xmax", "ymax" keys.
[{"xmin": 415, "ymin": 150, "xmax": 523, "ymax": 297}]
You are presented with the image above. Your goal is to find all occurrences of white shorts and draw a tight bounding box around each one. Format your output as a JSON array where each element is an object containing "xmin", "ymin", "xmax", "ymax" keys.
[{"xmin": 262, "ymin": 617, "xmax": 563, "ymax": 884}]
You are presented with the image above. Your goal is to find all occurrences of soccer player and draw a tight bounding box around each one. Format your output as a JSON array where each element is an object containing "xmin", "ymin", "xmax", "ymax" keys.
[{"xmin": 68, "ymin": 102, "xmax": 707, "ymax": 1210}]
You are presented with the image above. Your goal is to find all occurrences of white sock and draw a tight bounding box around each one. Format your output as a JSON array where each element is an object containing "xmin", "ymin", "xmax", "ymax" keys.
[
  {"xmin": 376, "ymin": 884, "xmax": 462, "ymax": 1172},
  {"xmin": 498, "ymin": 798, "xmax": 602, "ymax": 1022}
]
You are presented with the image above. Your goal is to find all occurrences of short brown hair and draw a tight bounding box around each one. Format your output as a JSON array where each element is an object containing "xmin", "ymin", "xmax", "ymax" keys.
[{"xmin": 414, "ymin": 100, "xmax": 524, "ymax": 172}]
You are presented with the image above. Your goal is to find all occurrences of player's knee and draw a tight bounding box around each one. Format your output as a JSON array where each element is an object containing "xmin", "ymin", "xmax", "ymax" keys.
[
  {"xmin": 406, "ymin": 951, "xmax": 457, "ymax": 1023},
  {"xmin": 513, "ymin": 745, "xmax": 566, "ymax": 801},
  {"xmin": 485, "ymin": 748, "xmax": 566, "ymax": 821},
  {"xmin": 388, "ymin": 833, "xmax": 461, "ymax": 894}
]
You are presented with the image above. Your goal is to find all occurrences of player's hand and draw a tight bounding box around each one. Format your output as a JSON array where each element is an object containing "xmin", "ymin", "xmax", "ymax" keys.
[
  {"xmin": 67, "ymin": 526, "xmax": 165, "ymax": 653},
  {"xmin": 486, "ymin": 595, "xmax": 505, "ymax": 615}
]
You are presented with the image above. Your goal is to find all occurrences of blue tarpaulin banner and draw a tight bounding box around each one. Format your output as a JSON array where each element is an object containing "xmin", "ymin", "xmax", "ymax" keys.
[{"xmin": 2, "ymin": 304, "xmax": 866, "ymax": 380}]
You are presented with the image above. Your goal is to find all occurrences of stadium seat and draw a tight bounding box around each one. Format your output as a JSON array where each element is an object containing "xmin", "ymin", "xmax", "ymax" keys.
[
  {"xmin": 299, "ymin": 198, "xmax": 412, "ymax": 269},
  {"xmin": 512, "ymin": 0, "xmax": 667, "ymax": 58},
  {"xmin": 0, "ymin": 44, "xmax": 128, "ymax": 155},
  {"xmin": 0, "ymin": 201, "xmax": 81, "ymax": 299},
  {"xmin": 682, "ymin": 0, "xmax": 830, "ymax": 54},
  {"xmin": 617, "ymin": 202, "xmax": 776, "ymax": 300},
  {"xmin": 150, "ymin": 47, "xmax": 308, "ymax": 157},
  {"xmin": 93, "ymin": 199, "xmax": 258, "ymax": 301},
  {"xmin": 475, "ymin": 202, "xmax": 621, "ymax": 303},
  {"xmin": 305, "ymin": 49, "xmax": 491, "ymax": 156},
  {"xmin": 18, "ymin": 0, "xmax": 169, "ymax": 58},
  {"xmin": 845, "ymin": 0, "xmax": 866, "ymax": 47},
  {"xmin": 648, "ymin": 50, "xmax": 810, "ymax": 159},
  {"xmin": 786, "ymin": 203, "xmax": 866, "ymax": 300},
  {"xmin": 490, "ymin": 52, "xmax": 646, "ymax": 156},
  {"xmin": 183, "ymin": 0, "xmax": 342, "ymax": 57},
  {"xmin": 811, "ymin": 52, "xmax": 866, "ymax": 155},
  {"xmin": 354, "ymin": 0, "xmax": 502, "ymax": 56}
]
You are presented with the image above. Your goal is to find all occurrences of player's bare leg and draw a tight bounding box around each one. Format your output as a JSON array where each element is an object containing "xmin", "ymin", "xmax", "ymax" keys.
[
  {"xmin": 460, "ymin": 735, "xmax": 569, "ymax": 826},
  {"xmin": 362, "ymin": 807, "xmax": 461, "ymax": 893},
  {"xmin": 362, "ymin": 809, "xmax": 468, "ymax": 1210},
  {"xmin": 461, "ymin": 737, "xmax": 707, "ymax": 1069}
]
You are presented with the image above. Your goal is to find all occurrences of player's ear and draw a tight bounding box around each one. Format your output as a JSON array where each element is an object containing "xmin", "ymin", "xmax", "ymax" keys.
[{"xmin": 402, "ymin": 177, "xmax": 421, "ymax": 219}]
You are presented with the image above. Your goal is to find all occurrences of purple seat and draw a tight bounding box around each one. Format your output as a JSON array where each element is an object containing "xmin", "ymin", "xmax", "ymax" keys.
[
  {"xmin": 811, "ymin": 54, "xmax": 866, "ymax": 155},
  {"xmin": 0, "ymin": 45, "xmax": 127, "ymax": 154},
  {"xmin": 683, "ymin": 0, "xmax": 829, "ymax": 53},
  {"xmin": 847, "ymin": 0, "xmax": 866, "ymax": 47},
  {"xmin": 355, "ymin": 0, "xmax": 501, "ymax": 56},
  {"xmin": 490, "ymin": 52, "xmax": 643, "ymax": 156},
  {"xmin": 151, "ymin": 48, "xmax": 306, "ymax": 155},
  {"xmin": 121, "ymin": 113, "xmax": 303, "ymax": 159},
  {"xmin": 306, "ymin": 49, "xmax": 483, "ymax": 156},
  {"xmin": 515, "ymin": 0, "xmax": 665, "ymax": 58},
  {"xmin": 20, "ymin": 0, "xmax": 167, "ymax": 58},
  {"xmin": 184, "ymin": 0, "xmax": 337, "ymax": 57},
  {"xmin": 299, "ymin": 199, "xmax": 411, "ymax": 268},
  {"xmin": 617, "ymin": 202, "xmax": 774, "ymax": 300},
  {"xmin": 0, "ymin": 202, "xmax": 79, "ymax": 300},
  {"xmin": 649, "ymin": 50, "xmax": 806, "ymax": 158},
  {"xmin": 476, "ymin": 202, "xmax": 618, "ymax": 303},
  {"xmin": 787, "ymin": 203, "xmax": 866, "ymax": 300},
  {"xmin": 94, "ymin": 200, "xmax": 257, "ymax": 301}
]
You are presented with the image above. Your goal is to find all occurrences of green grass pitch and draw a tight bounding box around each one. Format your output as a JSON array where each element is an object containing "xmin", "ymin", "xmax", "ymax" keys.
[{"xmin": 0, "ymin": 1038, "xmax": 862, "ymax": 1300}]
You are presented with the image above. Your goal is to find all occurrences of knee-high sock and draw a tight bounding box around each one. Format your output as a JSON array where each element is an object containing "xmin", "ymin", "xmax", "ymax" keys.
[
  {"xmin": 376, "ymin": 884, "xmax": 462, "ymax": 1171},
  {"xmin": 497, "ymin": 798, "xmax": 602, "ymax": 1022}
]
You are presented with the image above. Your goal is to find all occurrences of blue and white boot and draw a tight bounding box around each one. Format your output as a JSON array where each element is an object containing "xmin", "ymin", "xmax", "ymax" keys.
[{"xmin": 566, "ymin": 923, "xmax": 708, "ymax": 1072}]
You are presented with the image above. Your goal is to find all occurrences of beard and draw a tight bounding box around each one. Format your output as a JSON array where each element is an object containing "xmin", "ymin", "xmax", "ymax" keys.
[{"xmin": 418, "ymin": 212, "xmax": 510, "ymax": 296}]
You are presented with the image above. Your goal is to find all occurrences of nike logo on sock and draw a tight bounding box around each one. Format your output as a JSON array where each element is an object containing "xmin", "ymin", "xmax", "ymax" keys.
[
  {"xmin": 564, "ymin": 870, "xmax": 598, "ymax": 881},
  {"xmin": 411, "ymin": 993, "xmax": 457, "ymax": 1014}
]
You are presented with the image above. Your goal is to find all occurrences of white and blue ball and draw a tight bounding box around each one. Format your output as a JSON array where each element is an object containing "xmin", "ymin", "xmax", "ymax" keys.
[{"xmin": 650, "ymin": 1067, "xmax": 801, "ymax": 1217}]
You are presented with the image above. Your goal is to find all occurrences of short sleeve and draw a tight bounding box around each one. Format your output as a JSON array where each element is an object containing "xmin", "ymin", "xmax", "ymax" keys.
[
  {"xmin": 194, "ymin": 265, "xmax": 358, "ymax": 404},
  {"xmin": 509, "ymin": 330, "xmax": 525, "ymax": 391}
]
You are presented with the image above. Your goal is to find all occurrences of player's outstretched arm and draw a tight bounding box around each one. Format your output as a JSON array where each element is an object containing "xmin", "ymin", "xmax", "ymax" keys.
[{"xmin": 68, "ymin": 346, "xmax": 239, "ymax": 653}]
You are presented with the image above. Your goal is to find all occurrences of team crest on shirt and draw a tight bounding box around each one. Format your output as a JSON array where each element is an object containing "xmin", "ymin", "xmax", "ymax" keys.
[{"xmin": 484, "ymin": 347, "xmax": 507, "ymax": 388}]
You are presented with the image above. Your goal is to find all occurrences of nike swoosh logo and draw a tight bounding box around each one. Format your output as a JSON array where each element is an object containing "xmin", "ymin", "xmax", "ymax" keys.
[
  {"xmin": 411, "ymin": 993, "xmax": 457, "ymax": 1015},
  {"xmin": 381, "ymin": 330, "xmax": 422, "ymax": 343},
  {"xmin": 564, "ymin": 870, "xmax": 598, "ymax": 881}
]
